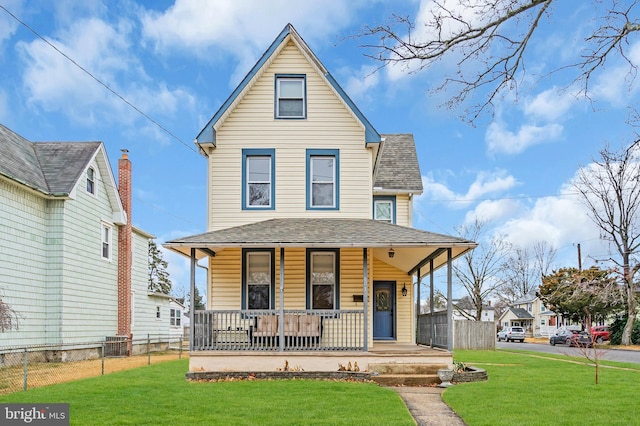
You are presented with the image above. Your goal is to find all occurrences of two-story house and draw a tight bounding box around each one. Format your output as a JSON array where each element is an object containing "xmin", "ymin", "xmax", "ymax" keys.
[
  {"xmin": 165, "ymin": 24, "xmax": 476, "ymax": 376},
  {"xmin": 0, "ymin": 124, "xmax": 174, "ymax": 359},
  {"xmin": 498, "ymin": 292, "xmax": 557, "ymax": 337}
]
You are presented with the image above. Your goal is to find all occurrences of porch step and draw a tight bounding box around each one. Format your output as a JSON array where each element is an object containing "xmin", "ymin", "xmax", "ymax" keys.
[
  {"xmin": 369, "ymin": 363, "xmax": 448, "ymax": 375},
  {"xmin": 371, "ymin": 373, "xmax": 441, "ymax": 386},
  {"xmin": 368, "ymin": 363, "xmax": 447, "ymax": 386}
]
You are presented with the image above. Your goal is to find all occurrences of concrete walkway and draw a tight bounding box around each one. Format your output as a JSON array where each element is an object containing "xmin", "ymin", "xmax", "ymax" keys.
[{"xmin": 393, "ymin": 387, "xmax": 466, "ymax": 426}]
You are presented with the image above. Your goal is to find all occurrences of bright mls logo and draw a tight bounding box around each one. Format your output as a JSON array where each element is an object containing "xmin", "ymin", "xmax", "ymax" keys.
[{"xmin": 1, "ymin": 404, "xmax": 69, "ymax": 425}]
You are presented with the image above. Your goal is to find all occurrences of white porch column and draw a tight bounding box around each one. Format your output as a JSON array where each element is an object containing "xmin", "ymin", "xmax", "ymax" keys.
[
  {"xmin": 447, "ymin": 248, "xmax": 453, "ymax": 351},
  {"xmin": 416, "ymin": 268, "xmax": 421, "ymax": 345},
  {"xmin": 279, "ymin": 247, "xmax": 285, "ymax": 352},
  {"xmin": 363, "ymin": 248, "xmax": 368, "ymax": 352},
  {"xmin": 190, "ymin": 248, "xmax": 196, "ymax": 352},
  {"xmin": 430, "ymin": 259, "xmax": 434, "ymax": 348}
]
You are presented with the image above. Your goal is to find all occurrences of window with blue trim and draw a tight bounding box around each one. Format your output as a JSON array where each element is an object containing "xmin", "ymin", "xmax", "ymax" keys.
[
  {"xmin": 373, "ymin": 196, "xmax": 396, "ymax": 224},
  {"xmin": 242, "ymin": 149, "xmax": 275, "ymax": 210},
  {"xmin": 242, "ymin": 249, "xmax": 275, "ymax": 310},
  {"xmin": 275, "ymin": 75, "xmax": 306, "ymax": 118},
  {"xmin": 306, "ymin": 249, "xmax": 340, "ymax": 310},
  {"xmin": 306, "ymin": 149, "xmax": 339, "ymax": 210}
]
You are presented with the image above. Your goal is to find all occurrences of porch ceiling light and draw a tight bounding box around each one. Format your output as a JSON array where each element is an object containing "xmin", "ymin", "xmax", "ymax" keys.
[
  {"xmin": 402, "ymin": 283, "xmax": 408, "ymax": 297},
  {"xmin": 388, "ymin": 248, "xmax": 395, "ymax": 258}
]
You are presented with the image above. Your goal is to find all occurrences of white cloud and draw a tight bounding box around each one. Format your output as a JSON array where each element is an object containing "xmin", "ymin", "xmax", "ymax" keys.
[
  {"xmin": 0, "ymin": 0, "xmax": 23, "ymax": 47},
  {"xmin": 140, "ymin": 0, "xmax": 359, "ymax": 61},
  {"xmin": 486, "ymin": 121, "xmax": 563, "ymax": 155},
  {"xmin": 17, "ymin": 17, "xmax": 195, "ymax": 130},
  {"xmin": 462, "ymin": 199, "xmax": 522, "ymax": 225},
  {"xmin": 523, "ymin": 87, "xmax": 576, "ymax": 122},
  {"xmin": 343, "ymin": 64, "xmax": 380, "ymax": 102}
]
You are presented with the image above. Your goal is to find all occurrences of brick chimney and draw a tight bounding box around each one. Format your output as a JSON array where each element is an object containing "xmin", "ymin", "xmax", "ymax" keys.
[{"xmin": 117, "ymin": 149, "xmax": 132, "ymax": 346}]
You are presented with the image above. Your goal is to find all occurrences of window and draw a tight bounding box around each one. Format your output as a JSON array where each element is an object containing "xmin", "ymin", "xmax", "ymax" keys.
[
  {"xmin": 306, "ymin": 149, "xmax": 339, "ymax": 210},
  {"xmin": 170, "ymin": 309, "xmax": 181, "ymax": 326},
  {"xmin": 306, "ymin": 249, "xmax": 340, "ymax": 310},
  {"xmin": 373, "ymin": 196, "xmax": 396, "ymax": 223},
  {"xmin": 242, "ymin": 249, "xmax": 275, "ymax": 310},
  {"xmin": 156, "ymin": 306, "xmax": 161, "ymax": 319},
  {"xmin": 242, "ymin": 149, "xmax": 275, "ymax": 210},
  {"xmin": 275, "ymin": 75, "xmax": 305, "ymax": 118},
  {"xmin": 101, "ymin": 223, "xmax": 112, "ymax": 260},
  {"xmin": 86, "ymin": 167, "xmax": 95, "ymax": 194}
]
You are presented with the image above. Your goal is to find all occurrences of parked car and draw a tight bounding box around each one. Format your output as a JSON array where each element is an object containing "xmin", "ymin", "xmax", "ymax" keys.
[
  {"xmin": 590, "ymin": 325, "xmax": 610, "ymax": 343},
  {"xmin": 497, "ymin": 326, "xmax": 525, "ymax": 342},
  {"xmin": 549, "ymin": 328, "xmax": 594, "ymax": 347}
]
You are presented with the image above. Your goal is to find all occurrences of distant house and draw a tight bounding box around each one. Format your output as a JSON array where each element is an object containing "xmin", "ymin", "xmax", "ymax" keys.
[
  {"xmin": 452, "ymin": 303, "xmax": 495, "ymax": 323},
  {"xmin": 498, "ymin": 292, "xmax": 557, "ymax": 337},
  {"xmin": 0, "ymin": 124, "xmax": 170, "ymax": 355},
  {"xmin": 165, "ymin": 24, "xmax": 477, "ymax": 376}
]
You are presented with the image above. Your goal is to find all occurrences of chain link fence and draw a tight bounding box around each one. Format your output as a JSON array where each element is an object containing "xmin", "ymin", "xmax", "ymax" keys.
[{"xmin": 0, "ymin": 335, "xmax": 186, "ymax": 395}]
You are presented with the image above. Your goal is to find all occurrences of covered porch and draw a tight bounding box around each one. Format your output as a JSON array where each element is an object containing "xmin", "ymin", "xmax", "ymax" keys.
[{"xmin": 164, "ymin": 218, "xmax": 476, "ymax": 373}]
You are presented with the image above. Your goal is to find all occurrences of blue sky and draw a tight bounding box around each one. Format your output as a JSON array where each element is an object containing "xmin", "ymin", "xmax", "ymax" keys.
[{"xmin": 1, "ymin": 1, "xmax": 636, "ymax": 298}]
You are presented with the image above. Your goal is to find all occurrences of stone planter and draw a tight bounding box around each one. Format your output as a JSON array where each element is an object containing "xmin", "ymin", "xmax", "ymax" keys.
[
  {"xmin": 452, "ymin": 366, "xmax": 488, "ymax": 383},
  {"xmin": 437, "ymin": 368, "xmax": 454, "ymax": 387}
]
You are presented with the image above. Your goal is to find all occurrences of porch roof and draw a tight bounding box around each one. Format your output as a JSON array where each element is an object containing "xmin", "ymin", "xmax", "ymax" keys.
[{"xmin": 164, "ymin": 218, "xmax": 476, "ymax": 276}]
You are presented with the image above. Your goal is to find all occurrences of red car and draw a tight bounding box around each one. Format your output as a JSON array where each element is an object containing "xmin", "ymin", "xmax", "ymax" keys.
[{"xmin": 590, "ymin": 325, "xmax": 610, "ymax": 343}]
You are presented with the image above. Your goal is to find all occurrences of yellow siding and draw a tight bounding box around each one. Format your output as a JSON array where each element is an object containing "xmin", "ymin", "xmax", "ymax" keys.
[
  {"xmin": 209, "ymin": 248, "xmax": 414, "ymax": 344},
  {"xmin": 395, "ymin": 194, "xmax": 410, "ymax": 227},
  {"xmin": 208, "ymin": 40, "xmax": 373, "ymax": 231}
]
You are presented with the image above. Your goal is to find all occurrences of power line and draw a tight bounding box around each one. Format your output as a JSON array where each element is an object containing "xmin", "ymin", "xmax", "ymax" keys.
[{"xmin": 0, "ymin": 4, "xmax": 200, "ymax": 157}]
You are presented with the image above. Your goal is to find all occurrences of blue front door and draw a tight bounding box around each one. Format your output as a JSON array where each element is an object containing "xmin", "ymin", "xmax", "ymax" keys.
[{"xmin": 373, "ymin": 281, "xmax": 395, "ymax": 339}]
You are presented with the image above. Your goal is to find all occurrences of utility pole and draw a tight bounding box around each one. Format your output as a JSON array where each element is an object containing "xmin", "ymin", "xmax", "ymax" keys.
[{"xmin": 577, "ymin": 243, "xmax": 582, "ymax": 272}]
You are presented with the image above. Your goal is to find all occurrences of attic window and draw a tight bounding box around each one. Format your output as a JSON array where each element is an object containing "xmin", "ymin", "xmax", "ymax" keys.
[
  {"xmin": 275, "ymin": 75, "xmax": 306, "ymax": 118},
  {"xmin": 87, "ymin": 167, "xmax": 95, "ymax": 194}
]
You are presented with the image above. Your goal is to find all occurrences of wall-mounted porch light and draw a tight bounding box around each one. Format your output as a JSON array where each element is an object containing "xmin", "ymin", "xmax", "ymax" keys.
[
  {"xmin": 388, "ymin": 248, "xmax": 395, "ymax": 258},
  {"xmin": 401, "ymin": 283, "xmax": 408, "ymax": 297}
]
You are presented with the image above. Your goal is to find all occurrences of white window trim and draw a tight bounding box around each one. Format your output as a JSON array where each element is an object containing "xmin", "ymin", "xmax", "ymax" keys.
[
  {"xmin": 275, "ymin": 75, "xmax": 306, "ymax": 119},
  {"xmin": 101, "ymin": 222, "xmax": 113, "ymax": 261}
]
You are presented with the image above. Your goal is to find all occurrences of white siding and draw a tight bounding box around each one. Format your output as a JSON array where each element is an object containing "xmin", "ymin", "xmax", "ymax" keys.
[
  {"xmin": 208, "ymin": 40, "xmax": 373, "ymax": 231},
  {"xmin": 0, "ymin": 178, "xmax": 49, "ymax": 348}
]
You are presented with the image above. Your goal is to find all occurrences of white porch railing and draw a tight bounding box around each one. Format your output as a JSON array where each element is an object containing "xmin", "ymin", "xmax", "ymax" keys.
[{"xmin": 192, "ymin": 309, "xmax": 364, "ymax": 351}]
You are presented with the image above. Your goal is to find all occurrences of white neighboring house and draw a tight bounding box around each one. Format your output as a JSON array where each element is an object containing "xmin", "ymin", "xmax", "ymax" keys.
[
  {"xmin": 452, "ymin": 302, "xmax": 495, "ymax": 322},
  {"xmin": 0, "ymin": 124, "xmax": 172, "ymax": 355},
  {"xmin": 498, "ymin": 292, "xmax": 558, "ymax": 337}
]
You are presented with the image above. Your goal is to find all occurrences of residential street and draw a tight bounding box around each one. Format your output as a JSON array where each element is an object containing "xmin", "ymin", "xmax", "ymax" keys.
[{"xmin": 496, "ymin": 341, "xmax": 640, "ymax": 364}]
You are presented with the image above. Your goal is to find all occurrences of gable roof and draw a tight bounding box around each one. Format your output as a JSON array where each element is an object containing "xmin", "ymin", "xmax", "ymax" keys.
[
  {"xmin": 195, "ymin": 23, "xmax": 381, "ymax": 148},
  {"xmin": 507, "ymin": 307, "xmax": 535, "ymax": 320},
  {"xmin": 512, "ymin": 292, "xmax": 538, "ymax": 305},
  {"xmin": 0, "ymin": 123, "xmax": 126, "ymax": 224},
  {"xmin": 374, "ymin": 134, "xmax": 423, "ymax": 194}
]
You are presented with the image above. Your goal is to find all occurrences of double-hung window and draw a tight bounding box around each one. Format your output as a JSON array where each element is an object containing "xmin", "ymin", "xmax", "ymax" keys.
[
  {"xmin": 87, "ymin": 167, "xmax": 95, "ymax": 194},
  {"xmin": 170, "ymin": 309, "xmax": 181, "ymax": 326},
  {"xmin": 242, "ymin": 149, "xmax": 275, "ymax": 210},
  {"xmin": 306, "ymin": 249, "xmax": 340, "ymax": 310},
  {"xmin": 275, "ymin": 75, "xmax": 306, "ymax": 118},
  {"xmin": 306, "ymin": 149, "xmax": 339, "ymax": 210},
  {"xmin": 243, "ymin": 249, "xmax": 275, "ymax": 310},
  {"xmin": 101, "ymin": 223, "xmax": 112, "ymax": 260},
  {"xmin": 373, "ymin": 196, "xmax": 396, "ymax": 224}
]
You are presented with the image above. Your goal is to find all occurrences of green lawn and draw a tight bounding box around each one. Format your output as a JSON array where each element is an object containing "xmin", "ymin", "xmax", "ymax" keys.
[
  {"xmin": 0, "ymin": 359, "xmax": 414, "ymax": 425},
  {"xmin": 447, "ymin": 349, "xmax": 640, "ymax": 426}
]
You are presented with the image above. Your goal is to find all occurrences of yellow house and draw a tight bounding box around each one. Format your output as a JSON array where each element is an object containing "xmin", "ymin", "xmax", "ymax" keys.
[{"xmin": 165, "ymin": 24, "xmax": 476, "ymax": 379}]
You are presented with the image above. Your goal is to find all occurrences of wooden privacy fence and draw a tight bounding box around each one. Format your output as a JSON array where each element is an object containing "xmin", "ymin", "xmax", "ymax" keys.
[{"xmin": 453, "ymin": 320, "xmax": 496, "ymax": 350}]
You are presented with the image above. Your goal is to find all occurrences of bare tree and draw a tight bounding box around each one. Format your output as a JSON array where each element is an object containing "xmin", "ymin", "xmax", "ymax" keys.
[
  {"xmin": 573, "ymin": 142, "xmax": 640, "ymax": 345},
  {"xmin": 501, "ymin": 241, "xmax": 557, "ymax": 302},
  {"xmin": 358, "ymin": 0, "xmax": 640, "ymax": 121},
  {"xmin": 453, "ymin": 218, "xmax": 511, "ymax": 320}
]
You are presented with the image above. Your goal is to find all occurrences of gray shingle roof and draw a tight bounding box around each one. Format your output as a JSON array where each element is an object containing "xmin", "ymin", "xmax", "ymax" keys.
[
  {"xmin": 374, "ymin": 134, "xmax": 423, "ymax": 193},
  {"xmin": 165, "ymin": 218, "xmax": 474, "ymax": 247},
  {"xmin": 0, "ymin": 124, "xmax": 100, "ymax": 196},
  {"xmin": 509, "ymin": 307, "xmax": 535, "ymax": 319}
]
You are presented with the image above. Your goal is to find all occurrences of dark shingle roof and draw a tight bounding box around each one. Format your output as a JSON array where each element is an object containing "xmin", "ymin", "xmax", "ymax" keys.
[
  {"xmin": 509, "ymin": 307, "xmax": 535, "ymax": 319},
  {"xmin": 166, "ymin": 218, "xmax": 474, "ymax": 247},
  {"xmin": 0, "ymin": 124, "xmax": 100, "ymax": 195},
  {"xmin": 374, "ymin": 134, "xmax": 423, "ymax": 193}
]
